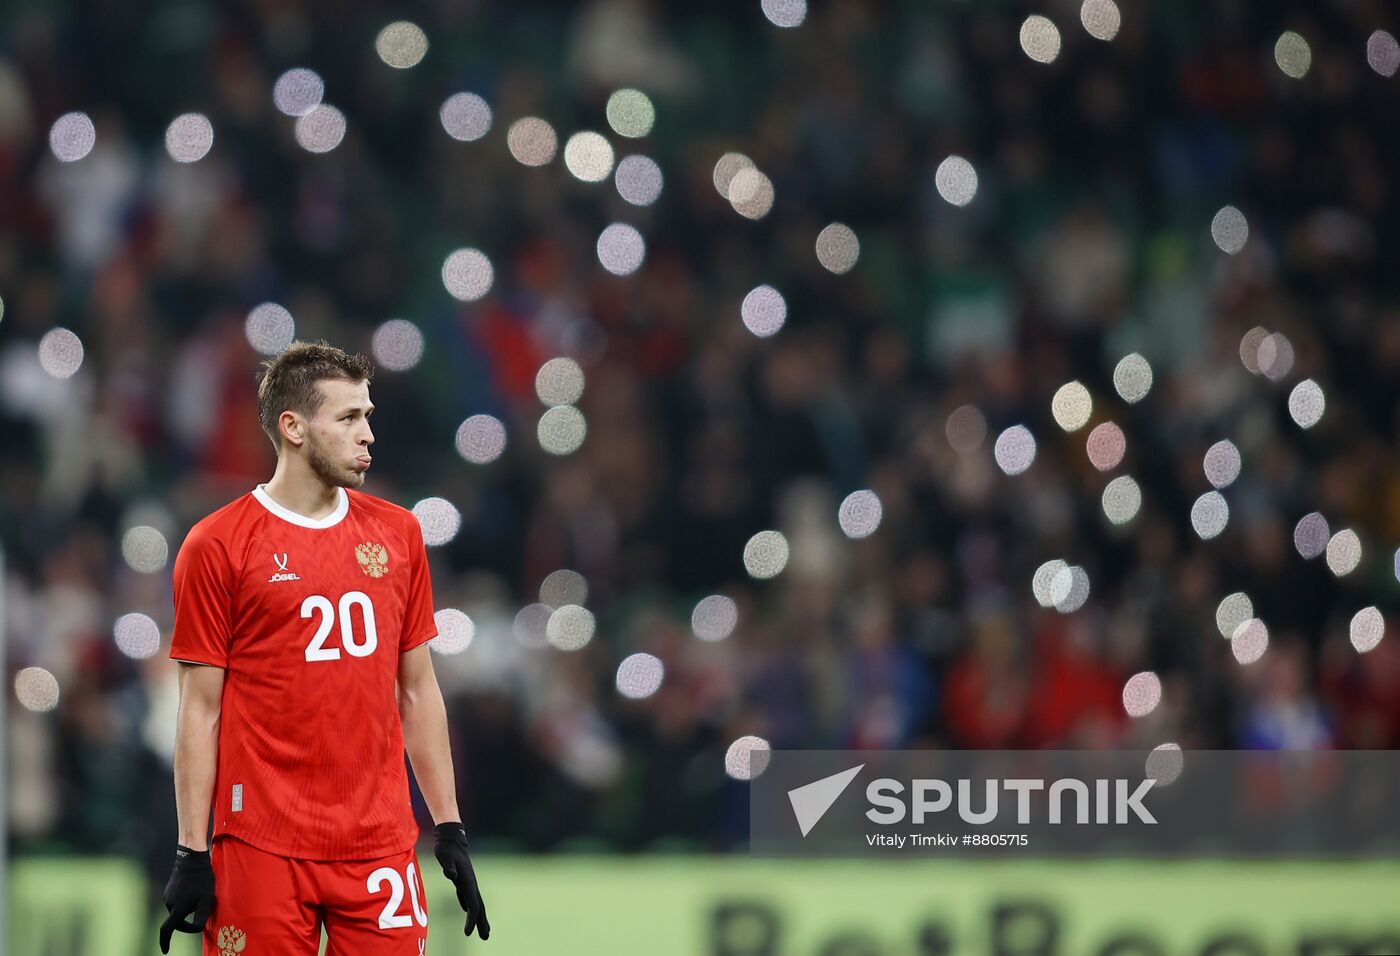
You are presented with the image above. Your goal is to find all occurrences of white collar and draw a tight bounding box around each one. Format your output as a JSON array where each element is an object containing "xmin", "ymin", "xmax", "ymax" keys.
[{"xmin": 252, "ymin": 484, "xmax": 349, "ymax": 529}]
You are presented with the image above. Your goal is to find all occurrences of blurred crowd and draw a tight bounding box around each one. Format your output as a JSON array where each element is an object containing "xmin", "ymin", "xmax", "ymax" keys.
[{"xmin": 4, "ymin": 0, "xmax": 1400, "ymax": 872}]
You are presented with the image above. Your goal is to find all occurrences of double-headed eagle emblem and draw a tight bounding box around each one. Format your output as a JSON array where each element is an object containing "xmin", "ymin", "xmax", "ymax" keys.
[
  {"xmin": 356, "ymin": 542, "xmax": 389, "ymax": 578},
  {"xmin": 217, "ymin": 926, "xmax": 247, "ymax": 954}
]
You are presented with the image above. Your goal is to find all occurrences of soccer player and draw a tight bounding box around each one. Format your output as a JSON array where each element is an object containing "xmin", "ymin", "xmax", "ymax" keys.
[{"xmin": 159, "ymin": 341, "xmax": 489, "ymax": 953}]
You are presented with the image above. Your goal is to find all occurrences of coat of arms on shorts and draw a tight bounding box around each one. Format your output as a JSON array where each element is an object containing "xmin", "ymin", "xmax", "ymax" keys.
[
  {"xmin": 356, "ymin": 542, "xmax": 389, "ymax": 578},
  {"xmin": 217, "ymin": 925, "xmax": 247, "ymax": 954}
]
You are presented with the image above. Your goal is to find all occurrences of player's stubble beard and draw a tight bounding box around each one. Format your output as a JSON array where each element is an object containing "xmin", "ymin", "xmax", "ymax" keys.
[{"xmin": 306, "ymin": 431, "xmax": 366, "ymax": 490}]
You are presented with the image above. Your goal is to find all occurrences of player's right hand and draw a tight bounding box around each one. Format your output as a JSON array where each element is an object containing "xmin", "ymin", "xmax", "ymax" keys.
[
  {"xmin": 433, "ymin": 823, "xmax": 490, "ymax": 940},
  {"xmin": 159, "ymin": 845, "xmax": 215, "ymax": 953}
]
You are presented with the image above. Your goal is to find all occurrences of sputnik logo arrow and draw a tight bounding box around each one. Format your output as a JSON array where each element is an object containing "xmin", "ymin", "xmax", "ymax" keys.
[{"xmin": 787, "ymin": 764, "xmax": 864, "ymax": 837}]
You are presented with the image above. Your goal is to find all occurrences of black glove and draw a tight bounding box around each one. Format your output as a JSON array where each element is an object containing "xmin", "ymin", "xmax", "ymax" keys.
[
  {"xmin": 433, "ymin": 822, "xmax": 490, "ymax": 939},
  {"xmin": 159, "ymin": 845, "xmax": 214, "ymax": 953}
]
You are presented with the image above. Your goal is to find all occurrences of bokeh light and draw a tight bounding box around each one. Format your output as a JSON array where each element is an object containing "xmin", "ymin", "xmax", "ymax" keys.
[
  {"xmin": 1051, "ymin": 381, "xmax": 1092, "ymax": 432},
  {"xmin": 430, "ymin": 609, "xmax": 475, "ymax": 655},
  {"xmin": 743, "ymin": 530, "xmax": 790, "ymax": 580},
  {"xmin": 1231, "ymin": 619, "xmax": 1269, "ymax": 665},
  {"xmin": 1367, "ymin": 30, "xmax": 1400, "ymax": 77},
  {"xmin": 1019, "ymin": 15, "xmax": 1062, "ymax": 64},
  {"xmin": 1080, "ymin": 0, "xmax": 1121, "ymax": 41},
  {"xmin": 38, "ymin": 328, "xmax": 85, "ymax": 379},
  {"xmin": 15, "ymin": 667, "xmax": 60, "ymax": 713},
  {"xmin": 375, "ymin": 21, "xmax": 429, "ymax": 69},
  {"xmin": 614, "ymin": 155, "xmax": 663, "ymax": 206},
  {"xmin": 1122, "ymin": 671, "xmax": 1162, "ymax": 718},
  {"xmin": 440, "ymin": 93, "xmax": 492, "ymax": 142},
  {"xmin": 692, "ymin": 595, "xmax": 739, "ymax": 642},
  {"xmin": 729, "ymin": 167, "xmax": 776, "ymax": 220},
  {"xmin": 815, "ymin": 223, "xmax": 860, "ymax": 274},
  {"xmin": 994, "ymin": 425, "xmax": 1037, "ymax": 476},
  {"xmin": 546, "ymin": 604, "xmax": 596, "ymax": 651},
  {"xmin": 1190, "ymin": 491, "xmax": 1229, "ymax": 540},
  {"xmin": 1288, "ymin": 379, "xmax": 1325, "ymax": 429},
  {"xmin": 741, "ymin": 285, "xmax": 787, "ymax": 338},
  {"xmin": 1101, "ymin": 476, "xmax": 1142, "ymax": 525},
  {"xmin": 724, "ymin": 735, "xmax": 771, "ymax": 781},
  {"xmin": 838, "ymin": 489, "xmax": 883, "ymax": 539},
  {"xmin": 121, "ymin": 526, "xmax": 169, "ymax": 574},
  {"xmin": 1033, "ymin": 559, "xmax": 1069, "ymax": 608},
  {"xmin": 1085, "ymin": 421, "xmax": 1126, "ymax": 471},
  {"xmin": 606, "ymin": 89, "xmax": 655, "ymax": 138},
  {"xmin": 456, "ymin": 414, "xmax": 507, "ymax": 464},
  {"xmin": 596, "ymin": 223, "xmax": 646, "ymax": 276},
  {"xmin": 935, "ymin": 156, "xmax": 978, "ymax": 206},
  {"xmin": 1147, "ymin": 743, "xmax": 1184, "ymax": 787},
  {"xmin": 1053, "ymin": 565, "xmax": 1091, "ymax": 614},
  {"xmin": 294, "ymin": 105, "xmax": 346, "ymax": 153},
  {"xmin": 1113, "ymin": 353, "xmax": 1153, "ymax": 403},
  {"xmin": 1293, "ymin": 512, "xmax": 1329, "ymax": 560},
  {"xmin": 1215, "ymin": 592, "xmax": 1254, "ymax": 640},
  {"xmin": 1257, "ymin": 332, "xmax": 1295, "ymax": 382},
  {"xmin": 761, "ymin": 0, "xmax": 807, "ymax": 29},
  {"xmin": 49, "ymin": 112, "xmax": 95, "ymax": 162},
  {"xmin": 513, "ymin": 603, "xmax": 552, "ymax": 649},
  {"xmin": 245, "ymin": 303, "xmax": 294, "ymax": 356},
  {"xmin": 536, "ymin": 357, "xmax": 586, "ymax": 407},
  {"xmin": 1211, "ymin": 206, "xmax": 1249, "ymax": 255},
  {"xmin": 114, "ymin": 612, "xmax": 161, "ymax": 660},
  {"xmin": 273, "ymin": 68, "xmax": 323, "ymax": 117},
  {"xmin": 165, "ymin": 113, "xmax": 214, "ymax": 163},
  {"xmin": 1239, "ymin": 326, "xmax": 1269, "ymax": 375},
  {"xmin": 1274, "ymin": 31, "xmax": 1312, "ymax": 79},
  {"xmin": 713, "ymin": 152, "xmax": 755, "ymax": 198},
  {"xmin": 537, "ymin": 405, "xmax": 587, "ymax": 455},
  {"xmin": 413, "ymin": 497, "xmax": 462, "ymax": 547},
  {"xmin": 1350, "ymin": 607, "xmax": 1384, "ymax": 654},
  {"xmin": 1203, "ymin": 440, "xmax": 1241, "ymax": 489},
  {"xmin": 540, "ymin": 569, "xmax": 589, "ymax": 608},
  {"xmin": 371, "ymin": 319, "xmax": 425, "ymax": 372},
  {"xmin": 1325, "ymin": 529, "xmax": 1361, "ymax": 577},
  {"xmin": 442, "ymin": 248, "xmax": 494, "ymax": 302},
  {"xmin": 507, "ymin": 117, "xmax": 557, "ymax": 166},
  {"xmin": 563, "ymin": 131, "xmax": 615, "ymax": 182},
  {"xmin": 946, "ymin": 405, "xmax": 987, "ymax": 453},
  {"xmin": 616, "ymin": 653, "xmax": 665, "ymax": 699}
]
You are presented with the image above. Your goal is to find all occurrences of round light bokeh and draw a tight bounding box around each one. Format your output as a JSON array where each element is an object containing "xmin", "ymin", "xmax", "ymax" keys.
[
  {"xmin": 546, "ymin": 604, "xmax": 596, "ymax": 651},
  {"xmin": 616, "ymin": 652, "xmax": 665, "ymax": 700},
  {"xmin": 375, "ymin": 21, "xmax": 429, "ymax": 69},
  {"xmin": 121, "ymin": 526, "xmax": 169, "ymax": 574},
  {"xmin": 994, "ymin": 425, "xmax": 1037, "ymax": 476},
  {"xmin": 1215, "ymin": 592, "xmax": 1254, "ymax": 640},
  {"xmin": 1113, "ymin": 353, "xmax": 1153, "ymax": 403},
  {"xmin": 413, "ymin": 497, "xmax": 462, "ymax": 547},
  {"xmin": 1080, "ymin": 0, "xmax": 1121, "ymax": 41},
  {"xmin": 724, "ymin": 734, "xmax": 772, "ymax": 781},
  {"xmin": 273, "ymin": 68, "xmax": 324, "ymax": 117},
  {"xmin": 1274, "ymin": 31, "xmax": 1312, "ymax": 80},
  {"xmin": 1053, "ymin": 565, "xmax": 1091, "ymax": 614},
  {"xmin": 596, "ymin": 223, "xmax": 646, "ymax": 276},
  {"xmin": 1231, "ymin": 618, "xmax": 1269, "ymax": 665},
  {"xmin": 1211, "ymin": 206, "xmax": 1249, "ymax": 255},
  {"xmin": 1146, "ymin": 743, "xmax": 1184, "ymax": 787},
  {"xmin": 815, "ymin": 223, "xmax": 860, "ymax": 274},
  {"xmin": 371, "ymin": 319, "xmax": 425, "ymax": 372},
  {"xmin": 1239, "ymin": 327, "xmax": 1269, "ymax": 375},
  {"xmin": 513, "ymin": 603, "xmax": 552, "ymax": 649},
  {"xmin": 1203, "ymin": 440, "xmax": 1241, "ymax": 489},
  {"xmin": 1101, "ymin": 475, "xmax": 1142, "ymax": 525},
  {"xmin": 507, "ymin": 117, "xmax": 558, "ymax": 166},
  {"xmin": 1367, "ymin": 30, "xmax": 1400, "ymax": 77},
  {"xmin": 1086, "ymin": 421, "xmax": 1126, "ymax": 471},
  {"xmin": 606, "ymin": 89, "xmax": 655, "ymax": 138},
  {"xmin": 1019, "ymin": 15, "xmax": 1062, "ymax": 64},
  {"xmin": 1122, "ymin": 670, "xmax": 1162, "ymax": 718},
  {"xmin": 49, "ymin": 112, "xmax": 95, "ymax": 162},
  {"xmin": 946, "ymin": 405, "xmax": 987, "ymax": 453},
  {"xmin": 1033, "ymin": 559, "xmax": 1069, "ymax": 608},
  {"xmin": 245, "ymin": 303, "xmax": 294, "ymax": 356},
  {"xmin": 614, "ymin": 155, "xmax": 664, "ymax": 206},
  {"xmin": 1257, "ymin": 332, "xmax": 1295, "ymax": 382},
  {"xmin": 1288, "ymin": 379, "xmax": 1325, "ymax": 429},
  {"xmin": 165, "ymin": 113, "xmax": 214, "ymax": 163},
  {"xmin": 713, "ymin": 152, "xmax": 755, "ymax": 199},
  {"xmin": 563, "ymin": 131, "xmax": 615, "ymax": 183},
  {"xmin": 442, "ymin": 248, "xmax": 494, "ymax": 302},
  {"xmin": 741, "ymin": 285, "xmax": 787, "ymax": 338},
  {"xmin": 38, "ymin": 328, "xmax": 85, "ymax": 379},
  {"xmin": 540, "ymin": 569, "xmax": 589, "ymax": 608},
  {"xmin": 440, "ymin": 93, "xmax": 492, "ymax": 142},
  {"xmin": 1350, "ymin": 607, "xmax": 1384, "ymax": 654},
  {"xmin": 743, "ymin": 530, "xmax": 790, "ymax": 580},
  {"xmin": 456, "ymin": 414, "xmax": 507, "ymax": 464},
  {"xmin": 838, "ymin": 489, "xmax": 883, "ymax": 539},
  {"xmin": 729, "ymin": 167, "xmax": 775, "ymax": 220},
  {"xmin": 294, "ymin": 105, "xmax": 346, "ymax": 154},
  {"xmin": 535, "ymin": 357, "xmax": 586, "ymax": 407},
  {"xmin": 692, "ymin": 594, "xmax": 739, "ymax": 642},
  {"xmin": 1293, "ymin": 512, "xmax": 1329, "ymax": 560},
  {"xmin": 1325, "ymin": 529, "xmax": 1361, "ymax": 577},
  {"xmin": 1051, "ymin": 380, "xmax": 1093, "ymax": 432},
  {"xmin": 114, "ymin": 612, "xmax": 162, "ymax": 660},
  {"xmin": 935, "ymin": 155, "xmax": 978, "ymax": 207},
  {"xmin": 1190, "ymin": 491, "xmax": 1229, "ymax": 540},
  {"xmin": 537, "ymin": 405, "xmax": 587, "ymax": 455},
  {"xmin": 430, "ymin": 609, "xmax": 475, "ymax": 655},
  {"xmin": 15, "ymin": 667, "xmax": 60, "ymax": 713},
  {"xmin": 761, "ymin": 0, "xmax": 807, "ymax": 29}
]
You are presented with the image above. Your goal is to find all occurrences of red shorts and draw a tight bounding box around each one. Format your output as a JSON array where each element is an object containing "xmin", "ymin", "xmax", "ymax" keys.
[{"xmin": 204, "ymin": 836, "xmax": 429, "ymax": 955}]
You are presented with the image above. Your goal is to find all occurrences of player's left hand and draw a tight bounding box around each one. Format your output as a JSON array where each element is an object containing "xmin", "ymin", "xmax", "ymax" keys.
[
  {"xmin": 159, "ymin": 845, "xmax": 215, "ymax": 953},
  {"xmin": 433, "ymin": 822, "xmax": 490, "ymax": 940}
]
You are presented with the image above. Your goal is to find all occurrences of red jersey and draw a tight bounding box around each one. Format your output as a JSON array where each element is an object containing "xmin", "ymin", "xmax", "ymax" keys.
[{"xmin": 170, "ymin": 485, "xmax": 438, "ymax": 860}]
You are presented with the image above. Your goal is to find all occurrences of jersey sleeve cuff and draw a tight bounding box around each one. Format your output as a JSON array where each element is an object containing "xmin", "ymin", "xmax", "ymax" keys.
[
  {"xmin": 400, "ymin": 625, "xmax": 438, "ymax": 653},
  {"xmin": 169, "ymin": 651, "xmax": 229, "ymax": 668}
]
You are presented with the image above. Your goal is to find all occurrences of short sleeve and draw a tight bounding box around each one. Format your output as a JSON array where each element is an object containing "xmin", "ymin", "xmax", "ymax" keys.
[
  {"xmin": 170, "ymin": 524, "xmax": 236, "ymax": 668},
  {"xmin": 400, "ymin": 517, "xmax": 438, "ymax": 653}
]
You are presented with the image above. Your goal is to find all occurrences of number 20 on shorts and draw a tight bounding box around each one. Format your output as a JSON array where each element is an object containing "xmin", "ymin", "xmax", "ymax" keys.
[{"xmin": 368, "ymin": 861, "xmax": 428, "ymax": 930}]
